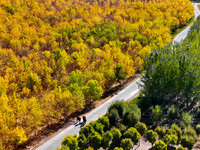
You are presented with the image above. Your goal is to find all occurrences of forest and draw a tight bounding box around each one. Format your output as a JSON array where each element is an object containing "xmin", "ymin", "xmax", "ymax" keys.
[
  {"xmin": 0, "ymin": 0, "xmax": 194, "ymax": 149},
  {"xmin": 58, "ymin": 16, "xmax": 200, "ymax": 150}
]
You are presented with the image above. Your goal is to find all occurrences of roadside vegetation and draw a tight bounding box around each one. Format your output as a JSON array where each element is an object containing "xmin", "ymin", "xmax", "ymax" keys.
[
  {"xmin": 171, "ymin": 16, "xmax": 195, "ymax": 37},
  {"xmin": 59, "ymin": 16, "xmax": 200, "ymax": 150},
  {"xmin": 141, "ymin": 16, "xmax": 200, "ymax": 113},
  {"xmin": 0, "ymin": 0, "xmax": 194, "ymax": 149},
  {"xmin": 58, "ymin": 100, "xmax": 199, "ymax": 150}
]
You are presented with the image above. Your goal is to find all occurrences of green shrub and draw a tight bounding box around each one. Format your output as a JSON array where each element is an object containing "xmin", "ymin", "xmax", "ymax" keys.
[
  {"xmin": 101, "ymin": 131, "xmax": 113, "ymax": 149},
  {"xmin": 109, "ymin": 108, "xmax": 120, "ymax": 126},
  {"xmin": 196, "ymin": 124, "xmax": 200, "ymax": 134},
  {"xmin": 89, "ymin": 121, "xmax": 104, "ymax": 134},
  {"xmin": 180, "ymin": 112, "xmax": 192, "ymax": 128},
  {"xmin": 120, "ymin": 138, "xmax": 133, "ymax": 150},
  {"xmin": 123, "ymin": 127, "xmax": 141, "ymax": 144},
  {"xmin": 79, "ymin": 124, "xmax": 95, "ymax": 137},
  {"xmin": 57, "ymin": 146, "xmax": 70, "ymax": 150},
  {"xmin": 164, "ymin": 134, "xmax": 178, "ymax": 145},
  {"xmin": 153, "ymin": 140, "xmax": 167, "ymax": 150},
  {"xmin": 110, "ymin": 127, "xmax": 122, "ymax": 143},
  {"xmin": 88, "ymin": 131, "xmax": 102, "ymax": 149},
  {"xmin": 171, "ymin": 124, "xmax": 182, "ymax": 139},
  {"xmin": 117, "ymin": 124, "xmax": 127, "ymax": 134},
  {"xmin": 151, "ymin": 105, "xmax": 163, "ymax": 123},
  {"xmin": 176, "ymin": 146, "xmax": 186, "ymax": 150},
  {"xmin": 166, "ymin": 129, "xmax": 177, "ymax": 136},
  {"xmin": 108, "ymin": 101, "xmax": 127, "ymax": 118},
  {"xmin": 85, "ymin": 146, "xmax": 94, "ymax": 150},
  {"xmin": 155, "ymin": 126, "xmax": 166, "ymax": 138},
  {"xmin": 167, "ymin": 105, "xmax": 179, "ymax": 120},
  {"xmin": 146, "ymin": 130, "xmax": 158, "ymax": 144},
  {"xmin": 78, "ymin": 134, "xmax": 87, "ymax": 149},
  {"xmin": 184, "ymin": 127, "xmax": 197, "ymax": 139},
  {"xmin": 181, "ymin": 136, "xmax": 195, "ymax": 150},
  {"xmin": 97, "ymin": 116, "xmax": 110, "ymax": 131},
  {"xmin": 114, "ymin": 147, "xmax": 123, "ymax": 150},
  {"xmin": 135, "ymin": 122, "xmax": 147, "ymax": 135},
  {"xmin": 61, "ymin": 135, "xmax": 78, "ymax": 150},
  {"xmin": 123, "ymin": 104, "xmax": 141, "ymax": 127}
]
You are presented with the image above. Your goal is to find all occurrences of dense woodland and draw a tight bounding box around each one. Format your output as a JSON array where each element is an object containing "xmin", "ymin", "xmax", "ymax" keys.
[
  {"xmin": 0, "ymin": 0, "xmax": 194, "ymax": 149},
  {"xmin": 58, "ymin": 16, "xmax": 200, "ymax": 150},
  {"xmin": 141, "ymin": 16, "xmax": 200, "ymax": 112}
]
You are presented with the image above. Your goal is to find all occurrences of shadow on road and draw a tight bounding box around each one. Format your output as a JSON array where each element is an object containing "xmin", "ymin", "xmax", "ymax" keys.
[{"xmin": 74, "ymin": 122, "xmax": 86, "ymax": 127}]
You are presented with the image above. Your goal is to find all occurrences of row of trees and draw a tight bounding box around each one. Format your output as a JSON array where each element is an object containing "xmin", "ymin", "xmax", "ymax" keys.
[
  {"xmin": 0, "ymin": 0, "xmax": 194, "ymax": 149},
  {"xmin": 138, "ymin": 15, "xmax": 200, "ymax": 150},
  {"xmin": 141, "ymin": 17, "xmax": 200, "ymax": 110},
  {"xmin": 58, "ymin": 101, "xmax": 143, "ymax": 150},
  {"xmin": 58, "ymin": 100, "xmax": 199, "ymax": 150}
]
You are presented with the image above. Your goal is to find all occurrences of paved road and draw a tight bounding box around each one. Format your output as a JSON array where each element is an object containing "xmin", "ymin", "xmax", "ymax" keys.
[
  {"xmin": 35, "ymin": 3, "xmax": 200, "ymax": 150},
  {"xmin": 35, "ymin": 78, "xmax": 141, "ymax": 150},
  {"xmin": 173, "ymin": 3, "xmax": 200, "ymax": 43}
]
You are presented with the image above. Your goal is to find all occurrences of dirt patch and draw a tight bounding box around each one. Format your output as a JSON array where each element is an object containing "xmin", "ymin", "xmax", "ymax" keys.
[{"xmin": 133, "ymin": 136, "xmax": 152, "ymax": 150}]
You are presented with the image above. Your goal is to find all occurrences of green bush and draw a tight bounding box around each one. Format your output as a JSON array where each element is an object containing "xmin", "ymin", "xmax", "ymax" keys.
[
  {"xmin": 196, "ymin": 124, "xmax": 200, "ymax": 134},
  {"xmin": 155, "ymin": 126, "xmax": 166, "ymax": 138},
  {"xmin": 88, "ymin": 131, "xmax": 102, "ymax": 149},
  {"xmin": 166, "ymin": 129, "xmax": 177, "ymax": 136},
  {"xmin": 123, "ymin": 104, "xmax": 141, "ymax": 127},
  {"xmin": 135, "ymin": 122, "xmax": 147, "ymax": 135},
  {"xmin": 89, "ymin": 121, "xmax": 104, "ymax": 134},
  {"xmin": 153, "ymin": 140, "xmax": 167, "ymax": 150},
  {"xmin": 181, "ymin": 136, "xmax": 195, "ymax": 150},
  {"xmin": 176, "ymin": 146, "xmax": 186, "ymax": 150},
  {"xmin": 79, "ymin": 124, "xmax": 95, "ymax": 137},
  {"xmin": 101, "ymin": 131, "xmax": 113, "ymax": 149},
  {"xmin": 171, "ymin": 124, "xmax": 182, "ymax": 139},
  {"xmin": 184, "ymin": 127, "xmax": 197, "ymax": 139},
  {"xmin": 97, "ymin": 116, "xmax": 110, "ymax": 131},
  {"xmin": 61, "ymin": 135, "xmax": 78, "ymax": 150},
  {"xmin": 109, "ymin": 108, "xmax": 120, "ymax": 126},
  {"xmin": 180, "ymin": 112, "xmax": 193, "ymax": 128},
  {"xmin": 151, "ymin": 105, "xmax": 163, "ymax": 123},
  {"xmin": 123, "ymin": 127, "xmax": 141, "ymax": 144},
  {"xmin": 146, "ymin": 130, "xmax": 158, "ymax": 144},
  {"xmin": 110, "ymin": 127, "xmax": 122, "ymax": 143},
  {"xmin": 164, "ymin": 134, "xmax": 178, "ymax": 145},
  {"xmin": 114, "ymin": 147, "xmax": 123, "ymax": 150},
  {"xmin": 167, "ymin": 105, "xmax": 179, "ymax": 120},
  {"xmin": 120, "ymin": 138, "xmax": 133, "ymax": 150},
  {"xmin": 108, "ymin": 101, "xmax": 127, "ymax": 118},
  {"xmin": 78, "ymin": 134, "xmax": 87, "ymax": 149},
  {"xmin": 57, "ymin": 146, "xmax": 70, "ymax": 150},
  {"xmin": 85, "ymin": 146, "xmax": 94, "ymax": 150},
  {"xmin": 117, "ymin": 124, "xmax": 127, "ymax": 134}
]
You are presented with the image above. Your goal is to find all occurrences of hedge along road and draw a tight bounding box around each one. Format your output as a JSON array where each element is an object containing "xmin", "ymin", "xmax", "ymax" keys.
[{"xmin": 35, "ymin": 3, "xmax": 200, "ymax": 150}]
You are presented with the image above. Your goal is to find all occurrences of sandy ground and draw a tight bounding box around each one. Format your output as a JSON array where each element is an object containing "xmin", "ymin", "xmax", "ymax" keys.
[{"xmin": 133, "ymin": 137, "xmax": 152, "ymax": 150}]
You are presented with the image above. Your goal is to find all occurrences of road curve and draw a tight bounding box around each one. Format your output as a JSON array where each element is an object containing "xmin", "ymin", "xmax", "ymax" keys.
[
  {"xmin": 35, "ymin": 3, "xmax": 200, "ymax": 150},
  {"xmin": 173, "ymin": 3, "xmax": 200, "ymax": 43}
]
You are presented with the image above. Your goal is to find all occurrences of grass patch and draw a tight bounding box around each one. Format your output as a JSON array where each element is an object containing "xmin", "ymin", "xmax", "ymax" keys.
[
  {"xmin": 130, "ymin": 93, "xmax": 143, "ymax": 104},
  {"xmin": 171, "ymin": 16, "xmax": 195, "ymax": 37},
  {"xmin": 131, "ymin": 97, "xmax": 141, "ymax": 104}
]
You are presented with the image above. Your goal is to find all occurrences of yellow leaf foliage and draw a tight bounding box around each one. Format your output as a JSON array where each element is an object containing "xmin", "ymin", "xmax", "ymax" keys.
[{"xmin": 0, "ymin": 0, "xmax": 194, "ymax": 149}]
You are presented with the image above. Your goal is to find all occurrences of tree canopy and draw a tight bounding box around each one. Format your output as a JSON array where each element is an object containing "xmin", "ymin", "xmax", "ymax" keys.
[{"xmin": 0, "ymin": 0, "xmax": 194, "ymax": 148}]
